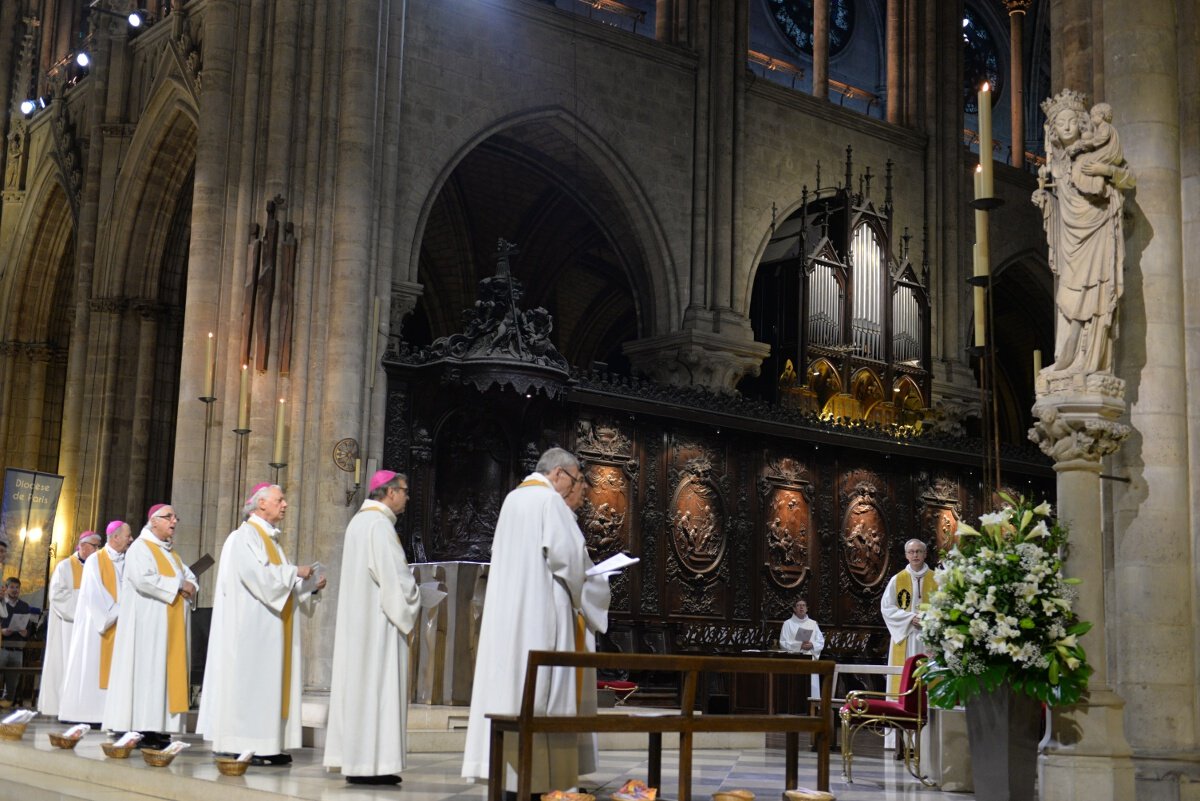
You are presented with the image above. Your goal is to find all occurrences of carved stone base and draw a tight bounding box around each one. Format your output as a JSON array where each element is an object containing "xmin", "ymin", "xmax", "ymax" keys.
[
  {"xmin": 1040, "ymin": 688, "xmax": 1136, "ymax": 801},
  {"xmin": 1029, "ymin": 371, "xmax": 1130, "ymax": 464},
  {"xmin": 623, "ymin": 322, "xmax": 770, "ymax": 394}
]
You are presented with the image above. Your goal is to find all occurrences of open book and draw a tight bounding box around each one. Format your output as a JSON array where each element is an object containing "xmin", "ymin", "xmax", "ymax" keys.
[{"xmin": 586, "ymin": 552, "xmax": 639, "ymax": 577}]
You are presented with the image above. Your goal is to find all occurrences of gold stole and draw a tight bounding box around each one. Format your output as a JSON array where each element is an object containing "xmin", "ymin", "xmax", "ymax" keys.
[
  {"xmin": 889, "ymin": 569, "xmax": 937, "ymax": 694},
  {"xmin": 517, "ymin": 479, "xmax": 549, "ymax": 489},
  {"xmin": 70, "ymin": 554, "xmax": 84, "ymax": 589},
  {"xmin": 145, "ymin": 540, "xmax": 190, "ymax": 715},
  {"xmin": 98, "ymin": 550, "xmax": 119, "ymax": 689},
  {"xmin": 248, "ymin": 520, "xmax": 295, "ymax": 720}
]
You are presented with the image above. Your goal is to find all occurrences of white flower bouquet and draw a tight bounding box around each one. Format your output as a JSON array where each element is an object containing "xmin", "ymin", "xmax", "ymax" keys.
[{"xmin": 918, "ymin": 493, "xmax": 1092, "ymax": 707}]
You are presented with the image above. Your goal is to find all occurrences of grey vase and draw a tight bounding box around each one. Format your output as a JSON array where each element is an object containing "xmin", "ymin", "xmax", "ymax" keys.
[{"xmin": 964, "ymin": 686, "xmax": 1042, "ymax": 801}]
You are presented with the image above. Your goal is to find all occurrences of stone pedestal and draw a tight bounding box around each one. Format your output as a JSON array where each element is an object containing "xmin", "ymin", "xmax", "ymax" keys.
[
  {"xmin": 1028, "ymin": 370, "xmax": 1135, "ymax": 801},
  {"xmin": 623, "ymin": 312, "xmax": 769, "ymax": 393}
]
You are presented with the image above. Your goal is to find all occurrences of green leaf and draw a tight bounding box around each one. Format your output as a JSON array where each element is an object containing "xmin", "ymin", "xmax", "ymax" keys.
[
  {"xmin": 1019, "ymin": 617, "xmax": 1035, "ymax": 629},
  {"xmin": 1048, "ymin": 659, "xmax": 1060, "ymax": 685}
]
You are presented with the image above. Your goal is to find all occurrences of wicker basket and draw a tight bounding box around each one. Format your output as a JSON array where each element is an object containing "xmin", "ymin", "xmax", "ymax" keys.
[
  {"xmin": 101, "ymin": 742, "xmax": 135, "ymax": 759},
  {"xmin": 0, "ymin": 722, "xmax": 27, "ymax": 741},
  {"xmin": 48, "ymin": 732, "xmax": 82, "ymax": 749},
  {"xmin": 215, "ymin": 757, "xmax": 250, "ymax": 777},
  {"xmin": 713, "ymin": 792, "xmax": 756, "ymax": 801},
  {"xmin": 783, "ymin": 790, "xmax": 836, "ymax": 801},
  {"xmin": 141, "ymin": 748, "xmax": 177, "ymax": 767}
]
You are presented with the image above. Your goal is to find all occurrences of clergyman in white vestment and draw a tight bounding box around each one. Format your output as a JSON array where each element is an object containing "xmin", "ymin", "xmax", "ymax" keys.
[
  {"xmin": 779, "ymin": 598, "xmax": 826, "ymax": 698},
  {"xmin": 101, "ymin": 505, "xmax": 197, "ymax": 747},
  {"xmin": 59, "ymin": 521, "xmax": 133, "ymax": 725},
  {"xmin": 325, "ymin": 470, "xmax": 421, "ymax": 785},
  {"xmin": 37, "ymin": 531, "xmax": 100, "ymax": 716},
  {"xmin": 462, "ymin": 447, "xmax": 611, "ymax": 793},
  {"xmin": 879, "ymin": 538, "xmax": 935, "ymax": 749},
  {"xmin": 197, "ymin": 483, "xmax": 323, "ymax": 766}
]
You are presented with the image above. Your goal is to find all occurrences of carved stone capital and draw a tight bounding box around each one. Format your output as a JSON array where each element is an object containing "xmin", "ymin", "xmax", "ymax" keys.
[
  {"xmin": 1029, "ymin": 376, "xmax": 1129, "ymax": 466},
  {"xmin": 623, "ymin": 325, "xmax": 770, "ymax": 394},
  {"xmin": 89, "ymin": 297, "xmax": 128, "ymax": 315},
  {"xmin": 1004, "ymin": 0, "xmax": 1033, "ymax": 14}
]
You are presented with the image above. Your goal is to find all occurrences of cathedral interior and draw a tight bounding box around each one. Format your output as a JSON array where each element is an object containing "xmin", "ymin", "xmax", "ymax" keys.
[{"xmin": 0, "ymin": 0, "xmax": 1196, "ymax": 797}]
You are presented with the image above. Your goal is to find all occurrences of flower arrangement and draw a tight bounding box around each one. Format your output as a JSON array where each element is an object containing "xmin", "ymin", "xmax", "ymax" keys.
[{"xmin": 918, "ymin": 493, "xmax": 1092, "ymax": 708}]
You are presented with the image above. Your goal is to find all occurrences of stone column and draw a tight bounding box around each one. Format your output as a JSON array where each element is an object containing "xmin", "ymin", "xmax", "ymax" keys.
[
  {"xmin": 1102, "ymin": 0, "xmax": 1197, "ymax": 791},
  {"xmin": 885, "ymin": 0, "xmax": 901, "ymax": 123},
  {"xmin": 812, "ymin": 0, "xmax": 828, "ymax": 100},
  {"xmin": 173, "ymin": 0, "xmax": 236, "ymax": 561},
  {"xmin": 1005, "ymin": 1, "xmax": 1032, "ymax": 168},
  {"xmin": 1049, "ymin": 0, "xmax": 1092, "ymax": 100},
  {"xmin": 1030, "ymin": 372, "xmax": 1135, "ymax": 801}
]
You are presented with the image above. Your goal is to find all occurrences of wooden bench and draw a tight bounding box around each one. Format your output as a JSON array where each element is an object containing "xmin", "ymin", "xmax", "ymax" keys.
[{"xmin": 486, "ymin": 651, "xmax": 836, "ymax": 801}]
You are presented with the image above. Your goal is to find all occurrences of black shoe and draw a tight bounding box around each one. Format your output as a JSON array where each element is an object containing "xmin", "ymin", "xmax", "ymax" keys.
[
  {"xmin": 347, "ymin": 775, "xmax": 402, "ymax": 785},
  {"xmin": 213, "ymin": 751, "xmax": 239, "ymax": 759},
  {"xmin": 250, "ymin": 753, "xmax": 293, "ymax": 767},
  {"xmin": 137, "ymin": 733, "xmax": 171, "ymax": 750}
]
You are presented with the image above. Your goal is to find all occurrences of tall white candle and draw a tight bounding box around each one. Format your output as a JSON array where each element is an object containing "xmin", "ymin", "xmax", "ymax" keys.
[
  {"xmin": 974, "ymin": 165, "xmax": 989, "ymax": 276},
  {"xmin": 238, "ymin": 364, "xmax": 250, "ymax": 430},
  {"xmin": 203, "ymin": 332, "xmax": 215, "ymax": 398},
  {"xmin": 979, "ymin": 82, "xmax": 994, "ymax": 197},
  {"xmin": 272, "ymin": 398, "xmax": 286, "ymax": 464}
]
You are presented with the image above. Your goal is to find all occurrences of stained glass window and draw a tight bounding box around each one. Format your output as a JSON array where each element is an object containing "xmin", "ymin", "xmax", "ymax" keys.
[
  {"xmin": 768, "ymin": 0, "xmax": 855, "ymax": 58},
  {"xmin": 963, "ymin": 8, "xmax": 1001, "ymax": 114}
]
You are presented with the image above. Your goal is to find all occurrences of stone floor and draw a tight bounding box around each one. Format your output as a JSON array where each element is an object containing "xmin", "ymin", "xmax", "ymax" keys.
[{"xmin": 0, "ymin": 718, "xmax": 971, "ymax": 801}]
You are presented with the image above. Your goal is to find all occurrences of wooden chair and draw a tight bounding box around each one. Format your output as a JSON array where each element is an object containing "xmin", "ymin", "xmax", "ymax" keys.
[{"xmin": 838, "ymin": 653, "xmax": 935, "ymax": 787}]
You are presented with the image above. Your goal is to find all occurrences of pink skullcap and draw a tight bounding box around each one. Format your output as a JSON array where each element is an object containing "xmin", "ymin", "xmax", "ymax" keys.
[
  {"xmin": 369, "ymin": 470, "xmax": 398, "ymax": 494},
  {"xmin": 105, "ymin": 520, "xmax": 127, "ymax": 536},
  {"xmin": 78, "ymin": 531, "xmax": 102, "ymax": 547},
  {"xmin": 147, "ymin": 504, "xmax": 167, "ymax": 521},
  {"xmin": 245, "ymin": 482, "xmax": 272, "ymax": 506}
]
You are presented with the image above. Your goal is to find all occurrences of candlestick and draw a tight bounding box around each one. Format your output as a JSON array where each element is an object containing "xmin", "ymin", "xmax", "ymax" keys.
[
  {"xmin": 237, "ymin": 364, "xmax": 250, "ymax": 431},
  {"xmin": 272, "ymin": 398, "xmax": 286, "ymax": 464},
  {"xmin": 1033, "ymin": 349, "xmax": 1042, "ymax": 380},
  {"xmin": 203, "ymin": 332, "xmax": 215, "ymax": 399},
  {"xmin": 978, "ymin": 82, "xmax": 993, "ymax": 197},
  {"xmin": 353, "ymin": 458, "xmax": 361, "ymax": 485}
]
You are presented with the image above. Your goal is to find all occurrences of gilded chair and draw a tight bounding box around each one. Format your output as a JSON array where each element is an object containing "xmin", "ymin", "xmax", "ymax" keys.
[{"xmin": 838, "ymin": 653, "xmax": 935, "ymax": 786}]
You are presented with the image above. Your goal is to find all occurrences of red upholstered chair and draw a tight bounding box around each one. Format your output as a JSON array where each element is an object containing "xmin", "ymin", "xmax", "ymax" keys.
[
  {"xmin": 596, "ymin": 679, "xmax": 639, "ymax": 705},
  {"xmin": 838, "ymin": 653, "xmax": 934, "ymax": 786}
]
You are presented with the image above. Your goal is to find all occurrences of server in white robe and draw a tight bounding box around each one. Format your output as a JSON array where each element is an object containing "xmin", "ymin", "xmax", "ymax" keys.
[
  {"xmin": 462, "ymin": 447, "xmax": 611, "ymax": 793},
  {"xmin": 779, "ymin": 598, "xmax": 826, "ymax": 699},
  {"xmin": 197, "ymin": 483, "xmax": 322, "ymax": 765},
  {"xmin": 59, "ymin": 521, "xmax": 133, "ymax": 724},
  {"xmin": 324, "ymin": 470, "xmax": 421, "ymax": 785},
  {"xmin": 101, "ymin": 505, "xmax": 197, "ymax": 747},
  {"xmin": 37, "ymin": 531, "xmax": 101, "ymax": 716}
]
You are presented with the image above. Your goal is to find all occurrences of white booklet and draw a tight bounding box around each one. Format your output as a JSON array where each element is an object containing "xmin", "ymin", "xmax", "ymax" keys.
[
  {"xmin": 4, "ymin": 613, "xmax": 30, "ymax": 633},
  {"xmin": 586, "ymin": 552, "xmax": 640, "ymax": 577}
]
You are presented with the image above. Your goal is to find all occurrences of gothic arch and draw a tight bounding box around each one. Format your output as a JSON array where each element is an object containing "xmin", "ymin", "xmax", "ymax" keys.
[
  {"xmin": 92, "ymin": 88, "xmax": 198, "ymax": 299},
  {"xmin": 408, "ymin": 107, "xmax": 678, "ymax": 343},
  {"xmin": 1, "ymin": 171, "xmax": 75, "ymax": 342}
]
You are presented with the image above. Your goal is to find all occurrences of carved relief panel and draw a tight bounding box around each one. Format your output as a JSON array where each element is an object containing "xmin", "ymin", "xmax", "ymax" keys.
[
  {"xmin": 838, "ymin": 468, "xmax": 893, "ymax": 624},
  {"xmin": 665, "ymin": 437, "xmax": 729, "ymax": 617},
  {"xmin": 758, "ymin": 457, "xmax": 816, "ymax": 618},
  {"xmin": 575, "ymin": 417, "xmax": 639, "ymax": 612},
  {"xmin": 919, "ymin": 475, "xmax": 963, "ymax": 559},
  {"xmin": 427, "ymin": 410, "xmax": 511, "ymax": 562}
]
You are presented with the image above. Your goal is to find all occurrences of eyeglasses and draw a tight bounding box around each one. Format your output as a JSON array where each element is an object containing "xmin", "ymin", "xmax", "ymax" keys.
[
  {"xmin": 564, "ymin": 469, "xmax": 586, "ymax": 488},
  {"xmin": 154, "ymin": 513, "xmax": 180, "ymax": 522}
]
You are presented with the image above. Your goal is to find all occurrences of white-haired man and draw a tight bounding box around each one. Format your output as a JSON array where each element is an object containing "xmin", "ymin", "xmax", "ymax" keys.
[
  {"xmin": 463, "ymin": 447, "xmax": 611, "ymax": 795},
  {"xmin": 102, "ymin": 505, "xmax": 197, "ymax": 748},
  {"xmin": 197, "ymin": 482, "xmax": 324, "ymax": 766},
  {"xmin": 60, "ymin": 521, "xmax": 133, "ymax": 725},
  {"xmin": 880, "ymin": 538, "xmax": 935, "ymax": 751},
  {"xmin": 37, "ymin": 530, "xmax": 101, "ymax": 716},
  {"xmin": 325, "ymin": 470, "xmax": 421, "ymax": 785}
]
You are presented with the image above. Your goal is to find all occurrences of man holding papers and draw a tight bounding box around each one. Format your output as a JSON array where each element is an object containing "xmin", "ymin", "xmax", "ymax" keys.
[
  {"xmin": 463, "ymin": 447, "xmax": 613, "ymax": 794},
  {"xmin": 197, "ymin": 483, "xmax": 324, "ymax": 766},
  {"xmin": 0, "ymin": 577, "xmax": 34, "ymax": 704},
  {"xmin": 324, "ymin": 470, "xmax": 421, "ymax": 785},
  {"xmin": 101, "ymin": 504, "xmax": 198, "ymax": 748},
  {"xmin": 779, "ymin": 598, "xmax": 825, "ymax": 697}
]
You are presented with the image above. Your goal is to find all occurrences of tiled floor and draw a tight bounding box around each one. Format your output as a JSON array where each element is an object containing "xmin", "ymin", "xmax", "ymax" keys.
[{"xmin": 0, "ymin": 720, "xmax": 973, "ymax": 801}]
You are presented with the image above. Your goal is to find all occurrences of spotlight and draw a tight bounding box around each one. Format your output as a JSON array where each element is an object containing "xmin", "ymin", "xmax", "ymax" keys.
[
  {"xmin": 75, "ymin": 51, "xmax": 90, "ymax": 67},
  {"xmin": 20, "ymin": 99, "xmax": 35, "ymax": 115},
  {"xmin": 127, "ymin": 10, "xmax": 143, "ymax": 27}
]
